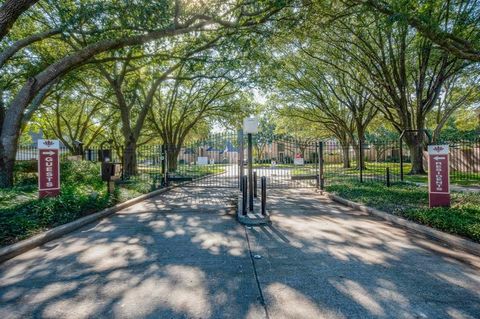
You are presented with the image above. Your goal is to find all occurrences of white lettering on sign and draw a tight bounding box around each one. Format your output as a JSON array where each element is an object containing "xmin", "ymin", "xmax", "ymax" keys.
[
  {"xmin": 428, "ymin": 144, "xmax": 450, "ymax": 195},
  {"xmin": 38, "ymin": 139, "xmax": 61, "ymax": 198},
  {"xmin": 428, "ymin": 144, "xmax": 450, "ymax": 207},
  {"xmin": 434, "ymin": 161, "xmax": 443, "ymax": 191}
]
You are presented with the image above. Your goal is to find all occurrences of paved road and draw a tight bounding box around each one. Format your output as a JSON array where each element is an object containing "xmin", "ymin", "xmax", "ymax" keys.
[
  {"xmin": 248, "ymin": 189, "xmax": 480, "ymax": 319},
  {"xmin": 185, "ymin": 164, "xmax": 318, "ymax": 189},
  {"xmin": 1, "ymin": 187, "xmax": 479, "ymax": 318}
]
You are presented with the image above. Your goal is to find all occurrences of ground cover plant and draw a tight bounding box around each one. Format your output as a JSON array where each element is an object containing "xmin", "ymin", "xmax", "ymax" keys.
[
  {"xmin": 0, "ymin": 161, "xmax": 154, "ymax": 246},
  {"xmin": 326, "ymin": 180, "xmax": 480, "ymax": 242}
]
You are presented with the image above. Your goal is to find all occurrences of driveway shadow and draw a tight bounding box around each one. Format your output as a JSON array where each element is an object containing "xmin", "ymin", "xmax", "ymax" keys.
[
  {"xmin": 246, "ymin": 189, "xmax": 480, "ymax": 318},
  {"xmin": 0, "ymin": 187, "xmax": 264, "ymax": 319}
]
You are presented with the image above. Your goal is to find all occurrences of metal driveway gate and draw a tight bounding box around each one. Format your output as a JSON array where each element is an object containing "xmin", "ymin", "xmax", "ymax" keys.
[
  {"xmin": 165, "ymin": 131, "xmax": 320, "ymax": 189},
  {"xmin": 166, "ymin": 132, "xmax": 240, "ymax": 188},
  {"xmin": 242, "ymin": 133, "xmax": 320, "ymax": 189}
]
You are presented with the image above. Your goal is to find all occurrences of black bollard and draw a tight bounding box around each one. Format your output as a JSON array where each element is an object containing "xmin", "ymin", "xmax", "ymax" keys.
[
  {"xmin": 261, "ymin": 176, "xmax": 267, "ymax": 216},
  {"xmin": 253, "ymin": 171, "xmax": 258, "ymax": 198},
  {"xmin": 248, "ymin": 133, "xmax": 253, "ymax": 211},
  {"xmin": 386, "ymin": 167, "xmax": 391, "ymax": 187},
  {"xmin": 242, "ymin": 175, "xmax": 248, "ymax": 215}
]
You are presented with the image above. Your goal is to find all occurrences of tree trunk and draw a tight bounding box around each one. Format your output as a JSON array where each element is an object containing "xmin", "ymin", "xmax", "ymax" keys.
[
  {"xmin": 73, "ymin": 145, "xmax": 83, "ymax": 156},
  {"xmin": 0, "ymin": 0, "xmax": 39, "ymax": 41},
  {"xmin": 0, "ymin": 142, "xmax": 15, "ymax": 188},
  {"xmin": 123, "ymin": 140, "xmax": 137, "ymax": 178},
  {"xmin": 0, "ymin": 113, "xmax": 20, "ymax": 188},
  {"xmin": 167, "ymin": 146, "xmax": 181, "ymax": 173},
  {"xmin": 356, "ymin": 127, "xmax": 367, "ymax": 170},
  {"xmin": 405, "ymin": 134, "xmax": 426, "ymax": 175},
  {"xmin": 408, "ymin": 142, "xmax": 426, "ymax": 175},
  {"xmin": 352, "ymin": 143, "xmax": 366, "ymax": 170},
  {"xmin": 340, "ymin": 143, "xmax": 351, "ymax": 169}
]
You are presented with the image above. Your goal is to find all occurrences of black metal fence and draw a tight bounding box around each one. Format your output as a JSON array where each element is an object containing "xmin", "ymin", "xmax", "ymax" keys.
[
  {"xmin": 321, "ymin": 137, "xmax": 480, "ymax": 187},
  {"xmin": 13, "ymin": 136, "xmax": 480, "ymax": 189},
  {"xmin": 443, "ymin": 138, "xmax": 480, "ymax": 186},
  {"xmin": 322, "ymin": 140, "xmax": 403, "ymax": 186},
  {"xmin": 167, "ymin": 132, "xmax": 240, "ymax": 188},
  {"xmin": 247, "ymin": 134, "xmax": 320, "ymax": 188}
]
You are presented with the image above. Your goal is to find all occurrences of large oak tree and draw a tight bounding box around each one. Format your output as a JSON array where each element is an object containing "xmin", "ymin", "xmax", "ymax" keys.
[{"xmin": 0, "ymin": 0, "xmax": 290, "ymax": 187}]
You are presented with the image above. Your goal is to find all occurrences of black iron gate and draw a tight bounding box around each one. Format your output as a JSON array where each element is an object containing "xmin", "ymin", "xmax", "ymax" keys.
[
  {"xmin": 243, "ymin": 134, "xmax": 320, "ymax": 189},
  {"xmin": 166, "ymin": 132, "xmax": 240, "ymax": 188},
  {"xmin": 165, "ymin": 131, "xmax": 320, "ymax": 189}
]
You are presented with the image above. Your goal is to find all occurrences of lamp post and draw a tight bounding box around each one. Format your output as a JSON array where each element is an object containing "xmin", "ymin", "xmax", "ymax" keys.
[
  {"xmin": 243, "ymin": 117, "xmax": 259, "ymax": 212},
  {"xmin": 248, "ymin": 132, "xmax": 253, "ymax": 211}
]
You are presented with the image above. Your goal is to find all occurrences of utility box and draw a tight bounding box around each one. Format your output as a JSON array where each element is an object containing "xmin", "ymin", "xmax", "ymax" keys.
[
  {"xmin": 98, "ymin": 149, "xmax": 112, "ymax": 162},
  {"xmin": 101, "ymin": 162, "xmax": 120, "ymax": 181}
]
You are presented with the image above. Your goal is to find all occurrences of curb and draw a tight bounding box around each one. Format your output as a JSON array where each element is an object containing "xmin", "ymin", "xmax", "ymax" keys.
[
  {"xmin": 320, "ymin": 190, "xmax": 480, "ymax": 258},
  {"xmin": 0, "ymin": 186, "xmax": 173, "ymax": 264}
]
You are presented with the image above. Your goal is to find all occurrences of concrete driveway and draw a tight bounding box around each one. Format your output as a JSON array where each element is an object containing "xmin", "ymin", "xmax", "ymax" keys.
[
  {"xmin": 0, "ymin": 187, "xmax": 479, "ymax": 318},
  {"xmin": 247, "ymin": 189, "xmax": 480, "ymax": 319}
]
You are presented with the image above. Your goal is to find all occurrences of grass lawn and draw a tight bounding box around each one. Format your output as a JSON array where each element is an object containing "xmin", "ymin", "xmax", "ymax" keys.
[
  {"xmin": 253, "ymin": 163, "xmax": 313, "ymax": 168},
  {"xmin": 175, "ymin": 164, "xmax": 225, "ymax": 176},
  {"xmin": 404, "ymin": 173, "xmax": 480, "ymax": 187},
  {"xmin": 138, "ymin": 164, "xmax": 225, "ymax": 176},
  {"xmin": 324, "ymin": 162, "xmax": 479, "ymax": 187},
  {"xmin": 325, "ymin": 180, "xmax": 480, "ymax": 242},
  {"xmin": 252, "ymin": 161, "xmax": 479, "ymax": 187}
]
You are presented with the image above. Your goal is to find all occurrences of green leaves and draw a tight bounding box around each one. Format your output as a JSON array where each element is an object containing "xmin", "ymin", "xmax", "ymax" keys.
[{"xmin": 327, "ymin": 180, "xmax": 480, "ymax": 242}]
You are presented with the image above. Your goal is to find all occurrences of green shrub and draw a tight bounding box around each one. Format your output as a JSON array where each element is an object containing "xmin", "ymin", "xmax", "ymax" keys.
[
  {"xmin": 14, "ymin": 160, "xmax": 38, "ymax": 186},
  {"xmin": 13, "ymin": 159, "xmax": 103, "ymax": 188},
  {"xmin": 326, "ymin": 181, "xmax": 480, "ymax": 242},
  {"xmin": 60, "ymin": 160, "xmax": 103, "ymax": 187},
  {"xmin": 1, "ymin": 161, "xmax": 109, "ymax": 245},
  {"xmin": 1, "ymin": 160, "xmax": 159, "ymax": 246},
  {"xmin": 0, "ymin": 183, "xmax": 111, "ymax": 245}
]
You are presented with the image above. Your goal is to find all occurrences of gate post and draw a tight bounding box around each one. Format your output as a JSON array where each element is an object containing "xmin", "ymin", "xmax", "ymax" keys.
[
  {"xmin": 242, "ymin": 175, "xmax": 248, "ymax": 215},
  {"xmin": 318, "ymin": 141, "xmax": 325, "ymax": 190},
  {"xmin": 161, "ymin": 144, "xmax": 165, "ymax": 173},
  {"xmin": 238, "ymin": 129, "xmax": 244, "ymax": 190},
  {"xmin": 261, "ymin": 176, "xmax": 267, "ymax": 216},
  {"xmin": 162, "ymin": 144, "xmax": 169, "ymax": 187},
  {"xmin": 399, "ymin": 133, "xmax": 404, "ymax": 182},
  {"xmin": 253, "ymin": 171, "xmax": 257, "ymax": 198},
  {"xmin": 359, "ymin": 139, "xmax": 364, "ymax": 183},
  {"xmin": 248, "ymin": 133, "xmax": 254, "ymax": 212}
]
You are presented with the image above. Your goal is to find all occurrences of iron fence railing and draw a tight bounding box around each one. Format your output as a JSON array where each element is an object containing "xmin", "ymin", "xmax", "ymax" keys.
[
  {"xmin": 322, "ymin": 140, "xmax": 404, "ymax": 186},
  {"xmin": 167, "ymin": 132, "xmax": 239, "ymax": 188},
  {"xmin": 12, "ymin": 137, "xmax": 480, "ymax": 189},
  {"xmin": 321, "ymin": 137, "xmax": 479, "ymax": 187}
]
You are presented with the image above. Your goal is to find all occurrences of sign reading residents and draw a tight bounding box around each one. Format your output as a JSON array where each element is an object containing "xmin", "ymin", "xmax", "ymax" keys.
[
  {"xmin": 427, "ymin": 145, "xmax": 450, "ymax": 207},
  {"xmin": 38, "ymin": 139, "xmax": 61, "ymax": 198}
]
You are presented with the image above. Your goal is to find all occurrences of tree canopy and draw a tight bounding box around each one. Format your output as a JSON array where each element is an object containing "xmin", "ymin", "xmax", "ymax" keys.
[{"xmin": 0, "ymin": 0, "xmax": 479, "ymax": 187}]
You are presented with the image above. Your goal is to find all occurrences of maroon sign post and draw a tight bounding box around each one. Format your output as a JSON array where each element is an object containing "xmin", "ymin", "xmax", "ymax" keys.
[
  {"xmin": 427, "ymin": 145, "xmax": 450, "ymax": 207},
  {"xmin": 38, "ymin": 139, "xmax": 61, "ymax": 198}
]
